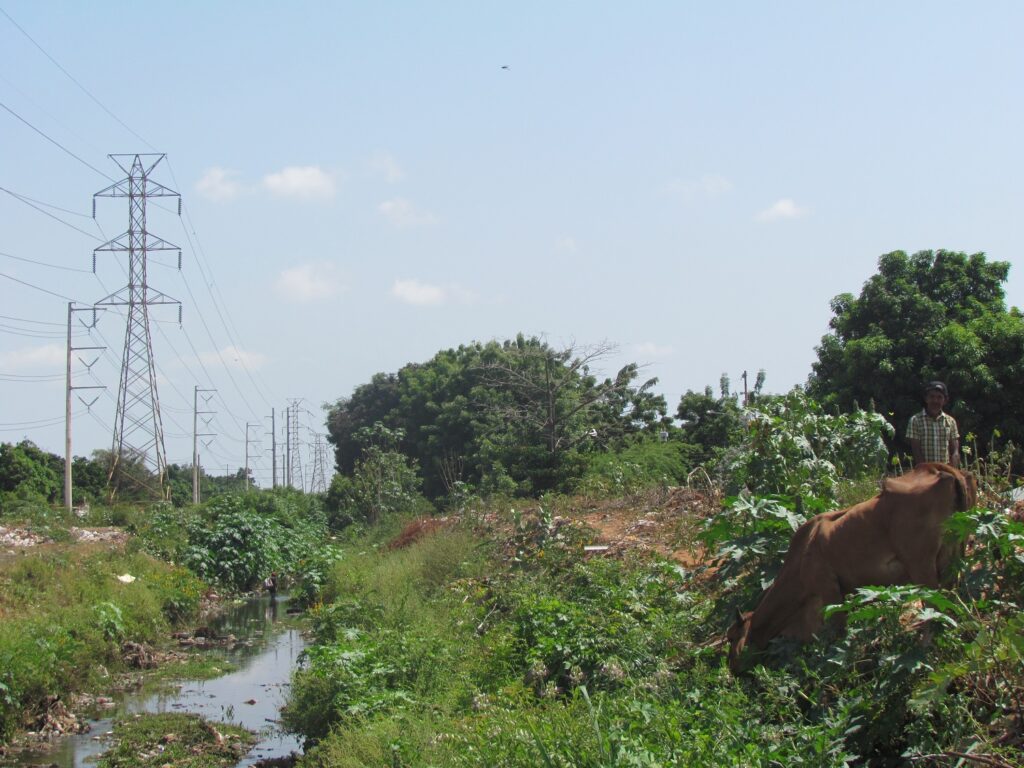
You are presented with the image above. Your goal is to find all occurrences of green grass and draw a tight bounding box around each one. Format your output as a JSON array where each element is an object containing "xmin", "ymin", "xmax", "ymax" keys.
[
  {"xmin": 282, "ymin": 493, "xmax": 1024, "ymax": 768},
  {"xmin": 0, "ymin": 545, "xmax": 206, "ymax": 741},
  {"xmin": 95, "ymin": 712, "xmax": 254, "ymax": 768}
]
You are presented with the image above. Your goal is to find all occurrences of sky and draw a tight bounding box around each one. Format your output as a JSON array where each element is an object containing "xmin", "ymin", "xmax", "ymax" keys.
[{"xmin": 2, "ymin": 2, "xmax": 1023, "ymax": 489}]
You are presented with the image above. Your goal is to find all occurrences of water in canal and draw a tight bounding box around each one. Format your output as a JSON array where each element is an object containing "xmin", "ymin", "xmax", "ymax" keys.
[{"xmin": 5, "ymin": 594, "xmax": 306, "ymax": 767}]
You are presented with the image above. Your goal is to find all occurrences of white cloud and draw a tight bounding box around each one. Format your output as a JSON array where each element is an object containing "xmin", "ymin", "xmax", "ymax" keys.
[
  {"xmin": 263, "ymin": 166, "xmax": 336, "ymax": 200},
  {"xmin": 666, "ymin": 174, "xmax": 733, "ymax": 202},
  {"xmin": 196, "ymin": 167, "xmax": 244, "ymax": 201},
  {"xmin": 378, "ymin": 198, "xmax": 436, "ymax": 228},
  {"xmin": 367, "ymin": 152, "xmax": 405, "ymax": 183},
  {"xmin": 275, "ymin": 262, "xmax": 345, "ymax": 301},
  {"xmin": 635, "ymin": 342, "xmax": 674, "ymax": 359},
  {"xmin": 392, "ymin": 279, "xmax": 446, "ymax": 306},
  {"xmin": 201, "ymin": 345, "xmax": 268, "ymax": 370},
  {"xmin": 755, "ymin": 198, "xmax": 808, "ymax": 222},
  {"xmin": 390, "ymin": 279, "xmax": 478, "ymax": 307},
  {"xmin": 554, "ymin": 236, "xmax": 578, "ymax": 253},
  {"xmin": 0, "ymin": 343, "xmax": 65, "ymax": 370}
]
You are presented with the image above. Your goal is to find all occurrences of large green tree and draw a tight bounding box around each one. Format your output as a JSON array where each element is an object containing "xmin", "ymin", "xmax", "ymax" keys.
[
  {"xmin": 808, "ymin": 250, "xmax": 1024, "ymax": 464},
  {"xmin": 325, "ymin": 335, "xmax": 667, "ymax": 498}
]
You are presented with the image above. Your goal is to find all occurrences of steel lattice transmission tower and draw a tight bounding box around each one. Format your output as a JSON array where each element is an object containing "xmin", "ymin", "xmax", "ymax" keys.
[{"xmin": 93, "ymin": 154, "xmax": 181, "ymax": 497}]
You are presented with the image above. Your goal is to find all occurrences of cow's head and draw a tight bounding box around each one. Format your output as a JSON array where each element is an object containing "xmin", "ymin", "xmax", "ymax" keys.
[
  {"xmin": 954, "ymin": 469, "xmax": 978, "ymax": 512},
  {"xmin": 726, "ymin": 608, "xmax": 753, "ymax": 675}
]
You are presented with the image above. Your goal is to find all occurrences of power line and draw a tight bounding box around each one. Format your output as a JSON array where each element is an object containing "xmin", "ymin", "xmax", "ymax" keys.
[
  {"xmin": 0, "ymin": 186, "xmax": 92, "ymax": 218},
  {"xmin": 0, "ymin": 185, "xmax": 105, "ymax": 241},
  {"xmin": 0, "ymin": 6, "xmax": 157, "ymax": 154},
  {"xmin": 0, "ymin": 100, "xmax": 113, "ymax": 180},
  {"xmin": 0, "ymin": 372, "xmax": 66, "ymax": 382},
  {"xmin": 0, "ymin": 270, "xmax": 83, "ymax": 302},
  {"xmin": 1, "ymin": 248, "xmax": 93, "ymax": 273},
  {"xmin": 169, "ymin": 184, "xmax": 278, "ymax": 409},
  {"xmin": 0, "ymin": 322, "xmax": 88, "ymax": 339}
]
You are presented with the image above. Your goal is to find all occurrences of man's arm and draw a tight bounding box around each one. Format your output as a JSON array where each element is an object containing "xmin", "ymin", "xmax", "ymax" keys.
[
  {"xmin": 949, "ymin": 435, "xmax": 960, "ymax": 468},
  {"xmin": 909, "ymin": 438, "xmax": 924, "ymax": 466}
]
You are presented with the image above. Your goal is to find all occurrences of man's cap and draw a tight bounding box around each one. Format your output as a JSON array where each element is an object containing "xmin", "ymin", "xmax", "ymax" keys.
[{"xmin": 924, "ymin": 380, "xmax": 948, "ymax": 397}]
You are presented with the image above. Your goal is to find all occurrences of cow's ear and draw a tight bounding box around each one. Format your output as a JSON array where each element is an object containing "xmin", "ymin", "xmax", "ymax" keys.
[{"xmin": 954, "ymin": 471, "xmax": 976, "ymax": 512}]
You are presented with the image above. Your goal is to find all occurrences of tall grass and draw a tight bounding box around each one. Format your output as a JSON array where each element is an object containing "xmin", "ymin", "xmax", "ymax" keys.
[
  {"xmin": 285, "ymin": 490, "xmax": 1024, "ymax": 767},
  {"xmin": 0, "ymin": 545, "xmax": 204, "ymax": 740}
]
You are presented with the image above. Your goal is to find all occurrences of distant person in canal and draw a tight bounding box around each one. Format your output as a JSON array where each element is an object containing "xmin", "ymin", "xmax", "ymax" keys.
[
  {"xmin": 906, "ymin": 380, "xmax": 960, "ymax": 468},
  {"xmin": 263, "ymin": 571, "xmax": 278, "ymax": 599}
]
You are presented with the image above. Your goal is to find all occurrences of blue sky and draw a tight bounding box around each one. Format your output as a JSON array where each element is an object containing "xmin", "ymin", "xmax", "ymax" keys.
[{"xmin": 2, "ymin": 2, "xmax": 1022, "ymax": 487}]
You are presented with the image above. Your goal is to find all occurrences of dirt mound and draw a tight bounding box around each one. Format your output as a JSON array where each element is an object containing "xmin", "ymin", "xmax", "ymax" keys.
[
  {"xmin": 386, "ymin": 517, "xmax": 451, "ymax": 550},
  {"xmin": 0, "ymin": 525, "xmax": 128, "ymax": 551},
  {"xmin": 578, "ymin": 486, "xmax": 720, "ymax": 566}
]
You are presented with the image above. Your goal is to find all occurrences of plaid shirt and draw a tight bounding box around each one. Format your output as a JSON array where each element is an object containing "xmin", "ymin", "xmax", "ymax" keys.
[{"xmin": 905, "ymin": 410, "xmax": 959, "ymax": 463}]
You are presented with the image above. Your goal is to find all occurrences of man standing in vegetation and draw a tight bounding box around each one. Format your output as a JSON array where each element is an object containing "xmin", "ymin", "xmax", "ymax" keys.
[{"xmin": 906, "ymin": 381, "xmax": 960, "ymax": 468}]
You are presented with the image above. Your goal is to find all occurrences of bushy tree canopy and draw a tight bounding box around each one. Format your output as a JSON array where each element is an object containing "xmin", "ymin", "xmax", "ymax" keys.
[
  {"xmin": 808, "ymin": 250, "xmax": 1024, "ymax": 463},
  {"xmin": 0, "ymin": 440, "xmax": 62, "ymax": 504},
  {"xmin": 325, "ymin": 335, "xmax": 668, "ymax": 498}
]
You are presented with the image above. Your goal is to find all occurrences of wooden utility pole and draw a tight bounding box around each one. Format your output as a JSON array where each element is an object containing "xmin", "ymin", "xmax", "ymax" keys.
[
  {"xmin": 245, "ymin": 422, "xmax": 258, "ymax": 490},
  {"xmin": 192, "ymin": 386, "xmax": 216, "ymax": 504},
  {"xmin": 64, "ymin": 303, "xmax": 105, "ymax": 513},
  {"xmin": 270, "ymin": 408, "xmax": 277, "ymax": 488}
]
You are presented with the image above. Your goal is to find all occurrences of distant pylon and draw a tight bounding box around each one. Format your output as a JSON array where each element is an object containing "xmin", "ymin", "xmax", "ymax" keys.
[
  {"xmin": 93, "ymin": 154, "xmax": 182, "ymax": 498},
  {"xmin": 310, "ymin": 434, "xmax": 328, "ymax": 494},
  {"xmin": 287, "ymin": 399, "xmax": 303, "ymax": 490}
]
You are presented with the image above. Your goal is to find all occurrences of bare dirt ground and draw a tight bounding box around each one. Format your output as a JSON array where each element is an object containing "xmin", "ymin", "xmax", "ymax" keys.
[
  {"xmin": 0, "ymin": 525, "xmax": 129, "ymax": 550},
  {"xmin": 0, "ymin": 525, "xmax": 130, "ymax": 568},
  {"xmin": 573, "ymin": 487, "xmax": 721, "ymax": 567},
  {"xmin": 387, "ymin": 487, "xmax": 722, "ymax": 569}
]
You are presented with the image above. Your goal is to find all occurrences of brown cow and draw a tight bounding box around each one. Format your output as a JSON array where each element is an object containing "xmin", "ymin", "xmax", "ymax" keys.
[{"xmin": 727, "ymin": 463, "xmax": 977, "ymax": 673}]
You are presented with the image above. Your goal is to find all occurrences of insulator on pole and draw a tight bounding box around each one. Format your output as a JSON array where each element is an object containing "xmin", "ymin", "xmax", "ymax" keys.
[
  {"xmin": 178, "ymin": 251, "xmax": 182, "ymax": 270},
  {"xmin": 177, "ymin": 198, "xmax": 182, "ymax": 216},
  {"xmin": 92, "ymin": 198, "xmax": 96, "ymax": 218},
  {"xmin": 92, "ymin": 253, "xmax": 96, "ymax": 273},
  {"xmin": 178, "ymin": 305, "xmax": 182, "ymax": 325}
]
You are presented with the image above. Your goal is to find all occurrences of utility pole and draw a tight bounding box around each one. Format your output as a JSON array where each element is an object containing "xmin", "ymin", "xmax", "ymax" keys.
[
  {"xmin": 245, "ymin": 422, "xmax": 259, "ymax": 490},
  {"xmin": 64, "ymin": 303, "xmax": 106, "ymax": 513},
  {"xmin": 93, "ymin": 153, "xmax": 182, "ymax": 499},
  {"xmin": 269, "ymin": 408, "xmax": 277, "ymax": 488},
  {"xmin": 741, "ymin": 370, "xmax": 749, "ymax": 407},
  {"xmin": 192, "ymin": 386, "xmax": 216, "ymax": 504}
]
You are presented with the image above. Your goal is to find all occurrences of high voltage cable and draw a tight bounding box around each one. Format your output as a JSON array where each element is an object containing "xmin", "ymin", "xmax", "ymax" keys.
[
  {"xmin": 0, "ymin": 313, "xmax": 65, "ymax": 326},
  {"xmin": 4, "ymin": 13, "xmax": 277, "ymax": 424},
  {"xmin": 0, "ymin": 187, "xmax": 92, "ymax": 218},
  {"xmin": 0, "ymin": 70, "xmax": 109, "ymax": 160},
  {"xmin": 0, "ymin": 185, "xmax": 104, "ymax": 240},
  {"xmin": 6, "ymin": 13, "xmax": 279, "ymax": 423},
  {"xmin": 0, "ymin": 323, "xmax": 87, "ymax": 339},
  {"xmin": 0, "ymin": 7, "xmax": 157, "ymax": 154},
  {"xmin": 2, "ymin": 14, "xmax": 282, "ymax": 471},
  {"xmin": 0, "ymin": 100, "xmax": 114, "ymax": 181},
  {"xmin": 0, "ymin": 270, "xmax": 83, "ymax": 302},
  {"xmin": 0, "ymin": 411, "xmax": 84, "ymax": 430},
  {"xmin": 177, "ymin": 272, "xmax": 262, "ymax": 423},
  {"xmin": 168, "ymin": 177, "xmax": 279, "ymax": 409},
  {"xmin": 0, "ymin": 248, "xmax": 92, "ymax": 273},
  {"xmin": 0, "ymin": 373, "xmax": 65, "ymax": 382}
]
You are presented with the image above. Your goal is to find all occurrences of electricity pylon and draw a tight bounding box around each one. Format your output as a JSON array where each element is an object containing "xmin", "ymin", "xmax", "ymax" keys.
[
  {"xmin": 93, "ymin": 154, "xmax": 181, "ymax": 498},
  {"xmin": 310, "ymin": 433, "xmax": 329, "ymax": 494}
]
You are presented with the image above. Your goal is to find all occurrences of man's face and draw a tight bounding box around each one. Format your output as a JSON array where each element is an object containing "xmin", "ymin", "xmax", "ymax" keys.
[{"xmin": 925, "ymin": 390, "xmax": 946, "ymax": 416}]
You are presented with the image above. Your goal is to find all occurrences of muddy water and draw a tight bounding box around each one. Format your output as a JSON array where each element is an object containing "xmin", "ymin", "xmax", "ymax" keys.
[{"xmin": 6, "ymin": 594, "xmax": 306, "ymax": 767}]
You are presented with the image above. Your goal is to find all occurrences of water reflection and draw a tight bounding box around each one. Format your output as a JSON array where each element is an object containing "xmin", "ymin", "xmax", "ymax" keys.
[{"xmin": 4, "ymin": 594, "xmax": 305, "ymax": 768}]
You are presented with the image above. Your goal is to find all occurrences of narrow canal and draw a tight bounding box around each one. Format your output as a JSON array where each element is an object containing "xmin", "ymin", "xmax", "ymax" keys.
[{"xmin": 7, "ymin": 594, "xmax": 306, "ymax": 767}]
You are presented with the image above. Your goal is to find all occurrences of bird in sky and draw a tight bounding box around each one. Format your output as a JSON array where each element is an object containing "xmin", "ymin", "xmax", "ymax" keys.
[{"xmin": 501, "ymin": 65, "xmax": 509, "ymax": 70}]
